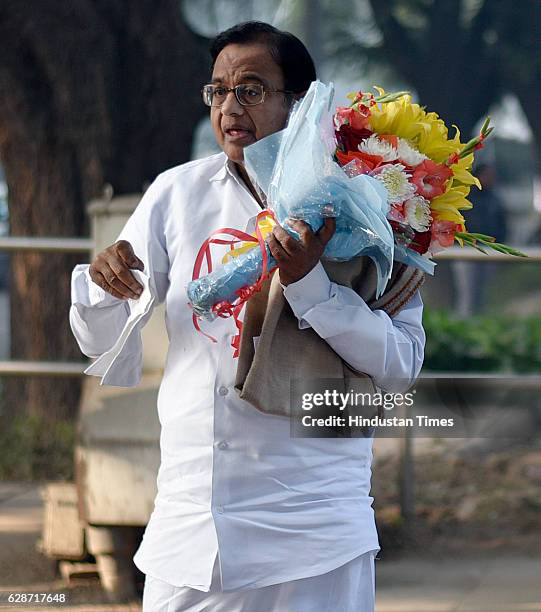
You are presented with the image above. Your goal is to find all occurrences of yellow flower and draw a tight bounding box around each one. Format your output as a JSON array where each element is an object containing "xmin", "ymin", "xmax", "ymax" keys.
[
  {"xmin": 431, "ymin": 185, "xmax": 472, "ymax": 224},
  {"xmin": 368, "ymin": 87, "xmax": 462, "ymax": 163},
  {"xmin": 450, "ymin": 153, "xmax": 481, "ymax": 189},
  {"xmin": 345, "ymin": 86, "xmax": 489, "ymax": 238}
]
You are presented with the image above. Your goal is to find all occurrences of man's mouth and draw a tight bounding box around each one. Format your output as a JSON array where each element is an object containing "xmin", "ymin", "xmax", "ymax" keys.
[{"xmin": 224, "ymin": 128, "xmax": 254, "ymax": 141}]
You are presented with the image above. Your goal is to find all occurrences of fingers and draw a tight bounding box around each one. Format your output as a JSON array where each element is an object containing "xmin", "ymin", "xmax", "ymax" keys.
[
  {"xmin": 316, "ymin": 217, "xmax": 336, "ymax": 246},
  {"xmin": 283, "ymin": 217, "xmax": 336, "ymax": 249},
  {"xmin": 271, "ymin": 223, "xmax": 302, "ymax": 256},
  {"xmin": 267, "ymin": 217, "xmax": 335, "ymax": 286},
  {"xmin": 91, "ymin": 270, "xmax": 131, "ymax": 300},
  {"xmin": 91, "ymin": 261, "xmax": 141, "ymax": 300},
  {"xmin": 117, "ymin": 240, "xmax": 145, "ymax": 271},
  {"xmin": 269, "ymin": 217, "xmax": 335, "ymax": 260},
  {"xmin": 105, "ymin": 260, "xmax": 143, "ymax": 299},
  {"xmin": 266, "ymin": 232, "xmax": 289, "ymax": 263},
  {"xmin": 283, "ymin": 218, "xmax": 313, "ymax": 244},
  {"xmin": 89, "ymin": 240, "xmax": 145, "ymax": 300}
]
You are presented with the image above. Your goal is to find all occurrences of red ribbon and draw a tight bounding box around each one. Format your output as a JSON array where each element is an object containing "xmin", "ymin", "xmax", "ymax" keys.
[{"xmin": 190, "ymin": 209, "xmax": 278, "ymax": 357}]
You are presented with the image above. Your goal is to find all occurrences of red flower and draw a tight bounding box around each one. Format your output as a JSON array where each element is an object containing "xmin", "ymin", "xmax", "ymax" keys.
[
  {"xmin": 475, "ymin": 133, "xmax": 486, "ymax": 150},
  {"xmin": 430, "ymin": 220, "xmax": 461, "ymax": 249},
  {"xmin": 409, "ymin": 230, "xmax": 432, "ymax": 254},
  {"xmin": 335, "ymin": 124, "xmax": 374, "ymax": 153},
  {"xmin": 388, "ymin": 221, "xmax": 431, "ymax": 255},
  {"xmin": 334, "ymin": 105, "xmax": 372, "ymax": 131},
  {"xmin": 446, "ymin": 152, "xmax": 460, "ymax": 166},
  {"xmin": 378, "ymin": 134, "xmax": 399, "ymax": 148},
  {"xmin": 335, "ymin": 149, "xmax": 383, "ymax": 173},
  {"xmin": 411, "ymin": 159, "xmax": 453, "ymax": 199}
]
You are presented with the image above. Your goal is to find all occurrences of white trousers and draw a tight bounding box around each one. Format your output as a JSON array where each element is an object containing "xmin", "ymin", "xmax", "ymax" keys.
[{"xmin": 142, "ymin": 549, "xmax": 378, "ymax": 612}]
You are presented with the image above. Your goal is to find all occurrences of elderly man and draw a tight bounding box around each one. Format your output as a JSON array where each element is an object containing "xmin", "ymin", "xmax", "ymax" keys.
[{"xmin": 70, "ymin": 21, "xmax": 425, "ymax": 612}]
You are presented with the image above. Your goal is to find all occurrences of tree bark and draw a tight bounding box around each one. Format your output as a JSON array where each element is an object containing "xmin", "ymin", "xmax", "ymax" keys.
[{"xmin": 0, "ymin": 1, "xmax": 209, "ymax": 422}]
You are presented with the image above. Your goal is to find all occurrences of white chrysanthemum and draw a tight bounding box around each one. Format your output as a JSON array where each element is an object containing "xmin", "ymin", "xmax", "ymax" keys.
[
  {"xmin": 374, "ymin": 164, "xmax": 416, "ymax": 204},
  {"xmin": 396, "ymin": 138, "xmax": 428, "ymax": 166},
  {"xmin": 358, "ymin": 134, "xmax": 398, "ymax": 162},
  {"xmin": 404, "ymin": 196, "xmax": 432, "ymax": 232}
]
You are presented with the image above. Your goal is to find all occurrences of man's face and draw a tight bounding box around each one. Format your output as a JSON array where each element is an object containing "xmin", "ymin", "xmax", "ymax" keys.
[{"xmin": 210, "ymin": 43, "xmax": 292, "ymax": 164}]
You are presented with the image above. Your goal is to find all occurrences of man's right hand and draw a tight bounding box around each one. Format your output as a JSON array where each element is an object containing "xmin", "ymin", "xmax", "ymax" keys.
[{"xmin": 89, "ymin": 240, "xmax": 145, "ymax": 300}]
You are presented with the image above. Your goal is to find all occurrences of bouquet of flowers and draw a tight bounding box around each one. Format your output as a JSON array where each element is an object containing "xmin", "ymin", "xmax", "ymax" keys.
[
  {"xmin": 186, "ymin": 80, "xmax": 524, "ymax": 353},
  {"xmin": 187, "ymin": 80, "xmax": 396, "ymax": 352},
  {"xmin": 333, "ymin": 87, "xmax": 525, "ymax": 272}
]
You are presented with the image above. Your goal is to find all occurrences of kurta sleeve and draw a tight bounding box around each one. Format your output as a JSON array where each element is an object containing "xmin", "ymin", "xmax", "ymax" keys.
[
  {"xmin": 69, "ymin": 172, "xmax": 171, "ymax": 386},
  {"xmin": 281, "ymin": 261, "xmax": 425, "ymax": 393}
]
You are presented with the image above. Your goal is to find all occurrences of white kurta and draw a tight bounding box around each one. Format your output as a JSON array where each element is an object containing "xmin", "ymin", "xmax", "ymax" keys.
[
  {"xmin": 142, "ymin": 548, "xmax": 377, "ymax": 611},
  {"xmin": 69, "ymin": 152, "xmax": 425, "ymax": 593}
]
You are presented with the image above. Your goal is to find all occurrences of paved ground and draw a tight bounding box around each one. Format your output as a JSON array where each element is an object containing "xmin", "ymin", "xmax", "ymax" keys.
[
  {"xmin": 1, "ymin": 482, "xmax": 540, "ymax": 611},
  {"xmin": 376, "ymin": 551, "xmax": 541, "ymax": 611},
  {"xmin": 0, "ymin": 483, "xmax": 140, "ymax": 611}
]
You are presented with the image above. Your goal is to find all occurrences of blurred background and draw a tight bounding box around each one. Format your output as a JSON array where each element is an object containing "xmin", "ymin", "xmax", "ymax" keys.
[{"xmin": 0, "ymin": 1, "xmax": 540, "ymax": 610}]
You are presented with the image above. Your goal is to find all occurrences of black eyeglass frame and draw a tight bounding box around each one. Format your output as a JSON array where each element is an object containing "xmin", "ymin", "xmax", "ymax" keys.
[{"xmin": 201, "ymin": 83, "xmax": 295, "ymax": 107}]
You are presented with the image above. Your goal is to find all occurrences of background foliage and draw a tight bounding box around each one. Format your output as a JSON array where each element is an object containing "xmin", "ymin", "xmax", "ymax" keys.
[{"xmin": 423, "ymin": 310, "xmax": 541, "ymax": 372}]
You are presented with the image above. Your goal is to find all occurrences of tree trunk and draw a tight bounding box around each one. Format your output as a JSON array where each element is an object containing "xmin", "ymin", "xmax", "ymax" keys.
[
  {"xmin": 367, "ymin": 0, "xmax": 502, "ymax": 139},
  {"xmin": 0, "ymin": 1, "xmax": 209, "ymax": 422},
  {"xmin": 498, "ymin": 0, "xmax": 541, "ymax": 174}
]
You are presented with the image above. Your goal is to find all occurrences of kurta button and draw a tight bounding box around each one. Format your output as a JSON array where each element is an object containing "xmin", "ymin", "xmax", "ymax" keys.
[
  {"xmin": 218, "ymin": 386, "xmax": 228, "ymax": 396},
  {"xmin": 218, "ymin": 441, "xmax": 229, "ymax": 450},
  {"xmin": 216, "ymin": 506, "xmax": 224, "ymax": 514}
]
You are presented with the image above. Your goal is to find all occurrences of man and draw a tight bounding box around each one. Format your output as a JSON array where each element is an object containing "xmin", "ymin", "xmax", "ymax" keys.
[{"xmin": 70, "ymin": 21, "xmax": 425, "ymax": 611}]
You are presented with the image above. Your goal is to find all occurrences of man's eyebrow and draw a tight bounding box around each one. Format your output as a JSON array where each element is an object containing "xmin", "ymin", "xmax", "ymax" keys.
[
  {"xmin": 239, "ymin": 73, "xmax": 266, "ymax": 84},
  {"xmin": 210, "ymin": 74, "xmax": 267, "ymax": 85}
]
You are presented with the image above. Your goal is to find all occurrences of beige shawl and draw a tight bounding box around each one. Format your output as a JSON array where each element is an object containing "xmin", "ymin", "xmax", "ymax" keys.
[{"xmin": 234, "ymin": 256, "xmax": 425, "ymax": 437}]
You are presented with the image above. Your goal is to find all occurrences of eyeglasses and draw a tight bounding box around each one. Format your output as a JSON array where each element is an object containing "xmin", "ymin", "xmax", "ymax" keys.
[{"xmin": 201, "ymin": 83, "xmax": 294, "ymax": 107}]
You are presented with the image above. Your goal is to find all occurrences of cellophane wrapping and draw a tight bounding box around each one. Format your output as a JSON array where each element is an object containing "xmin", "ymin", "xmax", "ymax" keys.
[{"xmin": 186, "ymin": 80, "xmax": 394, "ymax": 321}]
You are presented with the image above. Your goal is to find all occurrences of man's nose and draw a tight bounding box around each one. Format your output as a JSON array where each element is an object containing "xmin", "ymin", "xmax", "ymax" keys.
[{"xmin": 221, "ymin": 90, "xmax": 244, "ymax": 116}]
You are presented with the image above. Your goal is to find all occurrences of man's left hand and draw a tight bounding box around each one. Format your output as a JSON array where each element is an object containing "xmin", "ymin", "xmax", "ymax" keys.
[{"xmin": 267, "ymin": 217, "xmax": 336, "ymax": 286}]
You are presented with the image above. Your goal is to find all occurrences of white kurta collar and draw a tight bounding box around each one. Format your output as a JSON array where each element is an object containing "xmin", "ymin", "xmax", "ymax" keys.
[{"xmin": 208, "ymin": 154, "xmax": 237, "ymax": 183}]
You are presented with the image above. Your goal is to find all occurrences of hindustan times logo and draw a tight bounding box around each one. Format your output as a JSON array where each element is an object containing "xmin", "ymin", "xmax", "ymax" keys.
[{"xmin": 301, "ymin": 389, "xmax": 416, "ymax": 412}]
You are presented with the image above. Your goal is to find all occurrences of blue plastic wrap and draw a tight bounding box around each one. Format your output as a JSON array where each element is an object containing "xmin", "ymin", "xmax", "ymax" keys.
[
  {"xmin": 187, "ymin": 244, "xmax": 276, "ymax": 321},
  {"xmin": 393, "ymin": 243, "xmax": 436, "ymax": 274},
  {"xmin": 187, "ymin": 80, "xmax": 395, "ymax": 321}
]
